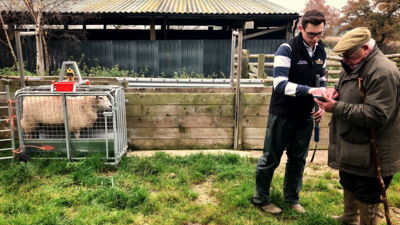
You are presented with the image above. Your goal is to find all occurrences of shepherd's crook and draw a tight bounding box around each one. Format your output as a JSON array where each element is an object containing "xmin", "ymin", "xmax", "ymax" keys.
[{"xmin": 358, "ymin": 78, "xmax": 391, "ymax": 225}]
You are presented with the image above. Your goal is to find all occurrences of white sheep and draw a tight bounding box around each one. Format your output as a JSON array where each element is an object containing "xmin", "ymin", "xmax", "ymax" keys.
[{"xmin": 21, "ymin": 95, "xmax": 112, "ymax": 139}]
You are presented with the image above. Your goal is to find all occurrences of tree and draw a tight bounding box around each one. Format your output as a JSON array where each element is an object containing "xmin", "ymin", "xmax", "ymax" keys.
[
  {"xmin": 336, "ymin": 0, "xmax": 400, "ymax": 45},
  {"xmin": 0, "ymin": 11, "xmax": 17, "ymax": 66},
  {"xmin": 302, "ymin": 0, "xmax": 340, "ymax": 37},
  {"xmin": 0, "ymin": 0, "xmax": 91, "ymax": 78}
]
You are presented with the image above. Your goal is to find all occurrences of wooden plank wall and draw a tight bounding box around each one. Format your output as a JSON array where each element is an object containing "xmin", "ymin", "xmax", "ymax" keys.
[
  {"xmin": 125, "ymin": 88, "xmax": 236, "ymax": 150},
  {"xmin": 126, "ymin": 87, "xmax": 331, "ymax": 150}
]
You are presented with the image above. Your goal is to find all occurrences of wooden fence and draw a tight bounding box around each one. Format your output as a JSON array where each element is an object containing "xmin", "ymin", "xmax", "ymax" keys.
[
  {"xmin": 125, "ymin": 88, "xmax": 235, "ymax": 150},
  {"xmin": 234, "ymin": 51, "xmax": 400, "ymax": 84},
  {"xmin": 124, "ymin": 87, "xmax": 330, "ymax": 150},
  {"xmin": 234, "ymin": 51, "xmax": 341, "ymax": 81}
]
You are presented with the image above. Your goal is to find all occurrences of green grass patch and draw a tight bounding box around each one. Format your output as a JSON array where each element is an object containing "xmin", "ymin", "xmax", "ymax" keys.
[{"xmin": 0, "ymin": 152, "xmax": 399, "ymax": 224}]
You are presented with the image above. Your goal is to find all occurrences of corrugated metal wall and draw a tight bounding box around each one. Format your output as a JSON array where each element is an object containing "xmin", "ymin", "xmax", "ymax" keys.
[{"xmin": 0, "ymin": 39, "xmax": 285, "ymax": 78}]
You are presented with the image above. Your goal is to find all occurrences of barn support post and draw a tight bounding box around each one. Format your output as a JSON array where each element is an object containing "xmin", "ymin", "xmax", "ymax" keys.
[{"xmin": 150, "ymin": 17, "xmax": 156, "ymax": 41}]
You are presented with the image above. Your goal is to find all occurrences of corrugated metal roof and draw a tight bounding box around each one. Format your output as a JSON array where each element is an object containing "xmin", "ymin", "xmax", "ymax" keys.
[{"xmin": 68, "ymin": 0, "xmax": 296, "ymax": 15}]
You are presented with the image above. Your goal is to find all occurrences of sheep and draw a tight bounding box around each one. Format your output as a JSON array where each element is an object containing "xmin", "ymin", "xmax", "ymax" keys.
[{"xmin": 21, "ymin": 95, "xmax": 112, "ymax": 139}]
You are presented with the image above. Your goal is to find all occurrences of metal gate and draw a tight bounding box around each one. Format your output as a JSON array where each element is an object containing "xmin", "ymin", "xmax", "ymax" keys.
[
  {"xmin": 0, "ymin": 85, "xmax": 16, "ymax": 160},
  {"xmin": 14, "ymin": 86, "xmax": 128, "ymax": 165}
]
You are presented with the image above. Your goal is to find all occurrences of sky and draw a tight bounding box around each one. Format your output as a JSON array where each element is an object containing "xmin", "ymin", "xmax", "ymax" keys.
[{"xmin": 269, "ymin": 0, "xmax": 349, "ymax": 13}]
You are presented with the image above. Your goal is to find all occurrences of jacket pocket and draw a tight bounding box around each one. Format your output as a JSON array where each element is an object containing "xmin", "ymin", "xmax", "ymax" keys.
[{"xmin": 339, "ymin": 139, "xmax": 371, "ymax": 168}]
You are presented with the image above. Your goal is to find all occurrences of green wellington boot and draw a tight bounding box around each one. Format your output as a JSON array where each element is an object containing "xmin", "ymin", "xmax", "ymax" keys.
[
  {"xmin": 331, "ymin": 189, "xmax": 360, "ymax": 225},
  {"xmin": 359, "ymin": 201, "xmax": 380, "ymax": 225}
]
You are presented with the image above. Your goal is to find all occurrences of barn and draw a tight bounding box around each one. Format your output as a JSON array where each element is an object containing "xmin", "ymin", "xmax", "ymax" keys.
[{"xmin": 1, "ymin": 0, "xmax": 299, "ymax": 77}]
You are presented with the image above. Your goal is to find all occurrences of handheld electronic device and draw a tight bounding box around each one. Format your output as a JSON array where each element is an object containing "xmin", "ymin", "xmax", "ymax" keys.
[{"xmin": 313, "ymin": 95, "xmax": 327, "ymax": 102}]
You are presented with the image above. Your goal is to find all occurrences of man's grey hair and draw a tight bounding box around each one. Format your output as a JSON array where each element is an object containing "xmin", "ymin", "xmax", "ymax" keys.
[{"xmin": 350, "ymin": 38, "xmax": 376, "ymax": 52}]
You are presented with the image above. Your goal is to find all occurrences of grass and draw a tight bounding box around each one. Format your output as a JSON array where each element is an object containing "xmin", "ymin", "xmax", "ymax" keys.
[{"xmin": 0, "ymin": 152, "xmax": 399, "ymax": 224}]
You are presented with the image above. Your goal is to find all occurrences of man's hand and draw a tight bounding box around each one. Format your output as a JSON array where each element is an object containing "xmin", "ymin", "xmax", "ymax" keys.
[
  {"xmin": 308, "ymin": 88, "xmax": 326, "ymax": 96},
  {"xmin": 311, "ymin": 108, "xmax": 325, "ymax": 122},
  {"xmin": 324, "ymin": 88, "xmax": 339, "ymax": 99},
  {"xmin": 315, "ymin": 96, "xmax": 336, "ymax": 113}
]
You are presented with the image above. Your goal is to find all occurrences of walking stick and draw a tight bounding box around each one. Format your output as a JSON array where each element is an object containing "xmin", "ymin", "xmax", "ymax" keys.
[
  {"xmin": 358, "ymin": 78, "xmax": 391, "ymax": 225},
  {"xmin": 310, "ymin": 75, "xmax": 320, "ymax": 163}
]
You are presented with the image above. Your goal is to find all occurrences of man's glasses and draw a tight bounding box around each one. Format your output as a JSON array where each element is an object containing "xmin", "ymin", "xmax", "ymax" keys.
[
  {"xmin": 304, "ymin": 30, "xmax": 325, "ymax": 39},
  {"xmin": 338, "ymin": 45, "xmax": 362, "ymax": 59}
]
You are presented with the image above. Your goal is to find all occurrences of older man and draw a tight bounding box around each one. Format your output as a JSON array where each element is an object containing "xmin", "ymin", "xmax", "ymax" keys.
[{"xmin": 316, "ymin": 27, "xmax": 400, "ymax": 225}]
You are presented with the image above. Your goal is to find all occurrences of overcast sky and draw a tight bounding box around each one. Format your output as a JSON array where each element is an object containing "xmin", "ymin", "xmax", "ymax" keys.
[{"xmin": 268, "ymin": 0, "xmax": 349, "ymax": 13}]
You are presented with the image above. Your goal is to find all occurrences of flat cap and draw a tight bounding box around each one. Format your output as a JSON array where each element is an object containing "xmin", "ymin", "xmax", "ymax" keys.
[{"xmin": 332, "ymin": 27, "xmax": 371, "ymax": 55}]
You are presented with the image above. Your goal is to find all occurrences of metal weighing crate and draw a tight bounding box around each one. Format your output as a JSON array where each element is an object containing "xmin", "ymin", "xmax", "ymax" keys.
[
  {"xmin": 14, "ymin": 62, "xmax": 128, "ymax": 165},
  {"xmin": 15, "ymin": 86, "xmax": 128, "ymax": 165}
]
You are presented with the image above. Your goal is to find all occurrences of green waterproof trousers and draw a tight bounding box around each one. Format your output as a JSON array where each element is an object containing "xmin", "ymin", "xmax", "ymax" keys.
[{"xmin": 253, "ymin": 114, "xmax": 313, "ymax": 206}]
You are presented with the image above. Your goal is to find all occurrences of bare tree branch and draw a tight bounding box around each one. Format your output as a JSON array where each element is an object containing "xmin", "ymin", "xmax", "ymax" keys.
[{"xmin": 0, "ymin": 11, "xmax": 17, "ymax": 64}]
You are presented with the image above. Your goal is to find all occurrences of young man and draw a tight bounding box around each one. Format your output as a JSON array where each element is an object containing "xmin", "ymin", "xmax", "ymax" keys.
[
  {"xmin": 253, "ymin": 10, "xmax": 327, "ymax": 214},
  {"xmin": 316, "ymin": 27, "xmax": 400, "ymax": 225}
]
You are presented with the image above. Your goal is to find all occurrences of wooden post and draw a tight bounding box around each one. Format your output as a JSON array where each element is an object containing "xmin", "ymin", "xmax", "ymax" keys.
[
  {"xmin": 238, "ymin": 88, "xmax": 244, "ymax": 149},
  {"xmin": 230, "ymin": 30, "xmax": 236, "ymax": 87},
  {"xmin": 258, "ymin": 53, "xmax": 265, "ymax": 79},
  {"xmin": 15, "ymin": 31, "xmax": 25, "ymax": 88},
  {"xmin": 234, "ymin": 31, "xmax": 243, "ymax": 150},
  {"xmin": 242, "ymin": 23, "xmax": 247, "ymax": 36},
  {"xmin": 150, "ymin": 17, "xmax": 156, "ymax": 41},
  {"xmin": 241, "ymin": 49, "xmax": 249, "ymax": 79}
]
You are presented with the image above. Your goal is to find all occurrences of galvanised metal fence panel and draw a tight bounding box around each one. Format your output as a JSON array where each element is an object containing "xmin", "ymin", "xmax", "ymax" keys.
[
  {"xmin": 0, "ymin": 39, "xmax": 285, "ymax": 78},
  {"xmin": 14, "ymin": 86, "xmax": 128, "ymax": 165}
]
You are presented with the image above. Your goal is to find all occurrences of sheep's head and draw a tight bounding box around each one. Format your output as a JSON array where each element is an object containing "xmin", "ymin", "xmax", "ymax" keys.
[{"xmin": 96, "ymin": 96, "xmax": 112, "ymax": 110}]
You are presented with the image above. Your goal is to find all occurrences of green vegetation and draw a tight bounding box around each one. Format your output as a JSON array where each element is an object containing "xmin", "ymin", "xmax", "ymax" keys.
[
  {"xmin": 1, "ymin": 152, "xmax": 398, "ymax": 224},
  {"xmin": 0, "ymin": 63, "xmax": 41, "ymax": 77}
]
